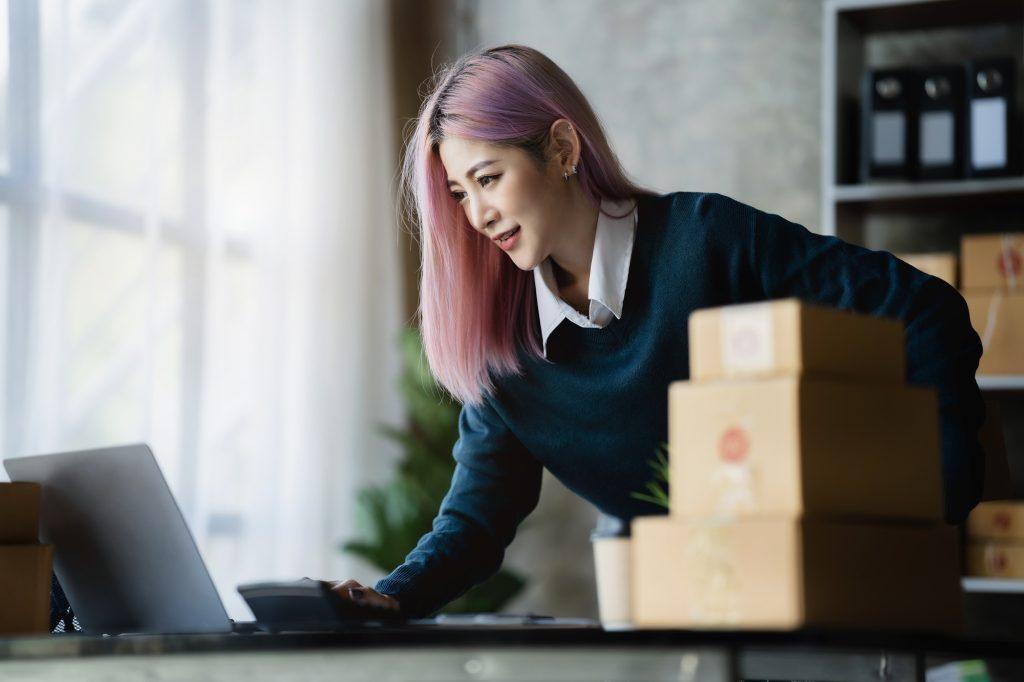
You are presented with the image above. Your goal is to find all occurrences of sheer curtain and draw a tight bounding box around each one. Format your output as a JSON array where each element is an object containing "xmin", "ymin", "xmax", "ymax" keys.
[{"xmin": 0, "ymin": 0, "xmax": 404, "ymax": 619}]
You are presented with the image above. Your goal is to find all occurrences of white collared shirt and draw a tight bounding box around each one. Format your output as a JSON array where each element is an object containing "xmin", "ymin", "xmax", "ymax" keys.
[{"xmin": 532, "ymin": 198, "xmax": 638, "ymax": 357}]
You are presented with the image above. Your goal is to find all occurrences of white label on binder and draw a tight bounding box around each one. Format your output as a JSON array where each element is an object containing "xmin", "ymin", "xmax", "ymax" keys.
[
  {"xmin": 721, "ymin": 304, "xmax": 774, "ymax": 374},
  {"xmin": 971, "ymin": 97, "xmax": 1007, "ymax": 169},
  {"xmin": 872, "ymin": 111, "xmax": 905, "ymax": 164},
  {"xmin": 921, "ymin": 111, "xmax": 954, "ymax": 166}
]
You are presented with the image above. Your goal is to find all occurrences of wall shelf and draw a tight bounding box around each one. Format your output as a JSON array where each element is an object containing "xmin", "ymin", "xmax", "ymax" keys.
[
  {"xmin": 831, "ymin": 177, "xmax": 1024, "ymax": 209},
  {"xmin": 978, "ymin": 375, "xmax": 1024, "ymax": 392},
  {"xmin": 962, "ymin": 577, "xmax": 1024, "ymax": 594},
  {"xmin": 834, "ymin": 0, "xmax": 1024, "ymax": 33}
]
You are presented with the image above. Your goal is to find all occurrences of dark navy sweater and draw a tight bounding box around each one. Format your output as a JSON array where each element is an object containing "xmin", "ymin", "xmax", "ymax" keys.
[{"xmin": 376, "ymin": 191, "xmax": 986, "ymax": 617}]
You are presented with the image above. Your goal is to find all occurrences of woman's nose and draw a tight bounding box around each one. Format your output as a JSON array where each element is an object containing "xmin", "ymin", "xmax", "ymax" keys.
[{"xmin": 470, "ymin": 201, "xmax": 498, "ymax": 233}]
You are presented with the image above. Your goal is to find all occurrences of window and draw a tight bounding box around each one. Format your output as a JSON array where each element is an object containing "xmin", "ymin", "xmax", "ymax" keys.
[
  {"xmin": 2, "ymin": 0, "xmax": 262, "ymax": 616},
  {"xmin": 1, "ymin": 0, "xmax": 403, "ymax": 621},
  {"xmin": 0, "ymin": 0, "xmax": 9, "ymax": 173}
]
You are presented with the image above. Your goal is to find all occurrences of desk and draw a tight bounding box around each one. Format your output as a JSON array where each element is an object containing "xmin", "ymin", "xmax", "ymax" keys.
[{"xmin": 2, "ymin": 627, "xmax": 1024, "ymax": 681}]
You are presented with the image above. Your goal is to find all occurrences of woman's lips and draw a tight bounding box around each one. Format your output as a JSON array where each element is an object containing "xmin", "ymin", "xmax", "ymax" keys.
[
  {"xmin": 494, "ymin": 226, "xmax": 519, "ymax": 242},
  {"xmin": 496, "ymin": 226, "xmax": 521, "ymax": 251}
]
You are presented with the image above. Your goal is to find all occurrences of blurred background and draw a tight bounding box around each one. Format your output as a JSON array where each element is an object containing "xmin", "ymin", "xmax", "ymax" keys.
[{"xmin": 0, "ymin": 0, "xmax": 1021, "ymax": 622}]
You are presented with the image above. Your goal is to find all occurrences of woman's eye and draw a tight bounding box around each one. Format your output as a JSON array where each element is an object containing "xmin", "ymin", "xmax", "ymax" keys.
[{"xmin": 450, "ymin": 175, "xmax": 498, "ymax": 203}]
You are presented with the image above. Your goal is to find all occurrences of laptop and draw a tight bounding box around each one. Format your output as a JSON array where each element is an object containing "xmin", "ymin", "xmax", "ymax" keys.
[
  {"xmin": 4, "ymin": 444, "xmax": 235, "ymax": 635},
  {"xmin": 4, "ymin": 444, "xmax": 600, "ymax": 635}
]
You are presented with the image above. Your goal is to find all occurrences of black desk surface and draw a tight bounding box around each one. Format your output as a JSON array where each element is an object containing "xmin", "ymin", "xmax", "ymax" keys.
[{"xmin": 2, "ymin": 625, "xmax": 1023, "ymax": 661}]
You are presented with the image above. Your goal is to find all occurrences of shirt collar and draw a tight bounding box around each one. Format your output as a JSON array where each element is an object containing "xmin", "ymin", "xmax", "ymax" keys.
[{"xmin": 533, "ymin": 197, "xmax": 638, "ymax": 357}]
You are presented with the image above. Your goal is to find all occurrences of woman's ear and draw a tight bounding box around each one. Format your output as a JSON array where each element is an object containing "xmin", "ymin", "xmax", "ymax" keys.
[{"xmin": 547, "ymin": 118, "xmax": 580, "ymax": 168}]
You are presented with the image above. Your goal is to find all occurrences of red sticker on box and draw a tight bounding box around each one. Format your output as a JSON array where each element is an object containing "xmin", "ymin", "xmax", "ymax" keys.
[
  {"xmin": 997, "ymin": 248, "xmax": 1022, "ymax": 279},
  {"xmin": 988, "ymin": 548, "xmax": 1009, "ymax": 574},
  {"xmin": 994, "ymin": 511, "xmax": 1013, "ymax": 531},
  {"xmin": 719, "ymin": 427, "xmax": 750, "ymax": 463}
]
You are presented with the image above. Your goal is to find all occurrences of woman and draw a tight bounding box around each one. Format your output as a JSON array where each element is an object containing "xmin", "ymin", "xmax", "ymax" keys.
[{"xmin": 331, "ymin": 44, "xmax": 986, "ymax": 618}]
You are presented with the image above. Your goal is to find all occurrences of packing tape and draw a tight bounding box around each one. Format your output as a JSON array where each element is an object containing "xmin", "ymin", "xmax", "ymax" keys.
[
  {"xmin": 984, "ymin": 544, "xmax": 1009, "ymax": 575},
  {"xmin": 980, "ymin": 289, "xmax": 1002, "ymax": 352},
  {"xmin": 711, "ymin": 459, "xmax": 760, "ymax": 514},
  {"xmin": 683, "ymin": 522, "xmax": 742, "ymax": 624},
  {"xmin": 999, "ymin": 233, "xmax": 1021, "ymax": 290}
]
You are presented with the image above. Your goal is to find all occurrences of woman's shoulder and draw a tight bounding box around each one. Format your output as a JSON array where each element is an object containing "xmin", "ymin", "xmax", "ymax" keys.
[
  {"xmin": 638, "ymin": 190, "xmax": 756, "ymax": 220},
  {"xmin": 636, "ymin": 191, "xmax": 762, "ymax": 244}
]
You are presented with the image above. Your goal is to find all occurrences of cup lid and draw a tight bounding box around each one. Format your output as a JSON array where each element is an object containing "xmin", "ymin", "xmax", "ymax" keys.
[{"xmin": 590, "ymin": 513, "xmax": 630, "ymax": 540}]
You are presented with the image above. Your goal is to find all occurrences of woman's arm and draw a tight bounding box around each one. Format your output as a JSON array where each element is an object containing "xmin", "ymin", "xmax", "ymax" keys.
[
  {"xmin": 697, "ymin": 193, "xmax": 986, "ymax": 523},
  {"xmin": 374, "ymin": 395, "xmax": 543, "ymax": 617}
]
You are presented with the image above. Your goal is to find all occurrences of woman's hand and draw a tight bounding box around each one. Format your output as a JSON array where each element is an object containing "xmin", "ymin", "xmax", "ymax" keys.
[{"xmin": 327, "ymin": 579, "xmax": 401, "ymax": 614}]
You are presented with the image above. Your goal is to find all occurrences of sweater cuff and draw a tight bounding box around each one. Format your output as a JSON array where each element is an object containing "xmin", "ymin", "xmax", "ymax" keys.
[{"xmin": 374, "ymin": 566, "xmax": 437, "ymax": 618}]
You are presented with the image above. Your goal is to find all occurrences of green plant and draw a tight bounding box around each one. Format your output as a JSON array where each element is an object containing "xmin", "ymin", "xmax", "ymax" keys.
[
  {"xmin": 341, "ymin": 326, "xmax": 526, "ymax": 613},
  {"xmin": 630, "ymin": 442, "xmax": 670, "ymax": 510}
]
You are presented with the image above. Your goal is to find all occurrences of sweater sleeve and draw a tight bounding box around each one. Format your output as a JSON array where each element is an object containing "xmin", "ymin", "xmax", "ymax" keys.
[
  {"xmin": 696, "ymin": 193, "xmax": 986, "ymax": 524},
  {"xmin": 374, "ymin": 395, "xmax": 543, "ymax": 617}
]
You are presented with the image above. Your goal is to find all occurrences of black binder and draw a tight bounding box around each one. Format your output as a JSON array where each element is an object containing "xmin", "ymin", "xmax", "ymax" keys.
[
  {"xmin": 965, "ymin": 58, "xmax": 1018, "ymax": 178},
  {"xmin": 916, "ymin": 65, "xmax": 965, "ymax": 181},
  {"xmin": 861, "ymin": 69, "xmax": 918, "ymax": 181}
]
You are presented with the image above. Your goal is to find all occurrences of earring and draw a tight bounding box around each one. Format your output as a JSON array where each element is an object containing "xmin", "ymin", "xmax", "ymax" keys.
[{"xmin": 562, "ymin": 164, "xmax": 578, "ymax": 181}]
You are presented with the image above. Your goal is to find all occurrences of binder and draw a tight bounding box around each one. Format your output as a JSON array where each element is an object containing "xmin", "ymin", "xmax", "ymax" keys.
[
  {"xmin": 861, "ymin": 69, "xmax": 918, "ymax": 181},
  {"xmin": 965, "ymin": 58, "xmax": 1018, "ymax": 178},
  {"xmin": 916, "ymin": 65, "xmax": 965, "ymax": 180}
]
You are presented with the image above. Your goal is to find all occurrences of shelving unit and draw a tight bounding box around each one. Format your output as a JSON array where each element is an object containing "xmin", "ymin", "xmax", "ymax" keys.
[{"xmin": 823, "ymin": 3, "xmax": 1024, "ymax": 632}]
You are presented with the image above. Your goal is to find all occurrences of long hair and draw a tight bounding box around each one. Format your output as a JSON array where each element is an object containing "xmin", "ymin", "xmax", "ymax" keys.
[{"xmin": 400, "ymin": 44, "xmax": 654, "ymax": 406}]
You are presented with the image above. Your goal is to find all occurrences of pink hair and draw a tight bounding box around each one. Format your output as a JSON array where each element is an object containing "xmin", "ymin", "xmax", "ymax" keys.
[{"xmin": 400, "ymin": 44, "xmax": 655, "ymax": 406}]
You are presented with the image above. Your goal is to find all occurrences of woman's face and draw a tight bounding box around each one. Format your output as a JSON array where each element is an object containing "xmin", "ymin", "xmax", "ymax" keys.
[{"xmin": 439, "ymin": 135, "xmax": 569, "ymax": 271}]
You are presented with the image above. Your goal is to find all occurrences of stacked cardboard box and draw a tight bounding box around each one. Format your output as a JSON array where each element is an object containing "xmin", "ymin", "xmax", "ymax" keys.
[
  {"xmin": 0, "ymin": 483, "xmax": 53, "ymax": 635},
  {"xmin": 632, "ymin": 299, "xmax": 963, "ymax": 632},
  {"xmin": 966, "ymin": 501, "xmax": 1024, "ymax": 579},
  {"xmin": 960, "ymin": 233, "xmax": 1024, "ymax": 374},
  {"xmin": 897, "ymin": 252, "xmax": 958, "ymax": 288},
  {"xmin": 978, "ymin": 400, "xmax": 1013, "ymax": 503}
]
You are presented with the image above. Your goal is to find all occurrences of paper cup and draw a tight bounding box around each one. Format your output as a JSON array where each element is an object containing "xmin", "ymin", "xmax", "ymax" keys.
[{"xmin": 592, "ymin": 536, "xmax": 632, "ymax": 630}]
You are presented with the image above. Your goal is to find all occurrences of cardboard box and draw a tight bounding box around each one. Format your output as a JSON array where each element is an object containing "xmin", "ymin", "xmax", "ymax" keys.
[
  {"xmin": 0, "ymin": 482, "xmax": 41, "ymax": 544},
  {"xmin": 688, "ymin": 299, "xmax": 905, "ymax": 383},
  {"xmin": 669, "ymin": 377, "xmax": 943, "ymax": 520},
  {"xmin": 966, "ymin": 541, "xmax": 1024, "ymax": 579},
  {"xmin": 979, "ymin": 401, "xmax": 1014, "ymax": 502},
  {"xmin": 0, "ymin": 545, "xmax": 53, "ymax": 635},
  {"xmin": 632, "ymin": 516, "xmax": 963, "ymax": 633},
  {"xmin": 963, "ymin": 290, "xmax": 1024, "ymax": 374},
  {"xmin": 897, "ymin": 252, "xmax": 957, "ymax": 288},
  {"xmin": 961, "ymin": 233, "xmax": 1024, "ymax": 291},
  {"xmin": 967, "ymin": 501, "xmax": 1024, "ymax": 541}
]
